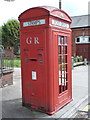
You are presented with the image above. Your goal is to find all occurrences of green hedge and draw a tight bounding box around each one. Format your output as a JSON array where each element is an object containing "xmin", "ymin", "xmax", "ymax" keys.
[{"xmin": 14, "ymin": 59, "xmax": 21, "ymax": 67}]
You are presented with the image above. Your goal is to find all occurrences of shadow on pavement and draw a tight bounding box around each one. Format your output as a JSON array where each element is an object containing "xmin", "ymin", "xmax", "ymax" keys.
[{"xmin": 2, "ymin": 98, "xmax": 47, "ymax": 119}]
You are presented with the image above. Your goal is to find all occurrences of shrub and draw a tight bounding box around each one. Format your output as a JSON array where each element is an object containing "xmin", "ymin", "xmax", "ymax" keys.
[
  {"xmin": 14, "ymin": 59, "xmax": 21, "ymax": 67},
  {"xmin": 74, "ymin": 56, "xmax": 83, "ymax": 63},
  {"xmin": 74, "ymin": 56, "xmax": 78, "ymax": 63},
  {"xmin": 79, "ymin": 56, "xmax": 83, "ymax": 62}
]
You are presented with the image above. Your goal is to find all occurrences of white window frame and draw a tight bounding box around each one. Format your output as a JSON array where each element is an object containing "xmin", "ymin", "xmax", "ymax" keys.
[{"xmin": 75, "ymin": 36, "xmax": 90, "ymax": 44}]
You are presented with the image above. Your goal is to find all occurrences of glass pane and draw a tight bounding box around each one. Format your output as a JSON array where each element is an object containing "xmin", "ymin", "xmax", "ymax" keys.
[
  {"xmin": 64, "ymin": 37, "xmax": 67, "ymax": 45},
  {"xmin": 59, "ymin": 77, "xmax": 61, "ymax": 85},
  {"xmin": 64, "ymin": 46, "xmax": 67, "ymax": 54},
  {"xmin": 58, "ymin": 36, "xmax": 61, "ymax": 45},
  {"xmin": 61, "ymin": 46, "xmax": 64, "ymax": 54},
  {"xmin": 58, "ymin": 46, "xmax": 61, "ymax": 54},
  {"xmin": 58, "ymin": 35, "xmax": 68, "ymax": 94}
]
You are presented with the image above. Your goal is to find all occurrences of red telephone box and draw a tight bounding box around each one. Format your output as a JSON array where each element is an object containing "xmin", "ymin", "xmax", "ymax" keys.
[{"xmin": 18, "ymin": 6, "xmax": 72, "ymax": 115}]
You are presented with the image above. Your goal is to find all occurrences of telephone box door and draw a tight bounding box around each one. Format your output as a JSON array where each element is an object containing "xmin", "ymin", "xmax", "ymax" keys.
[{"xmin": 53, "ymin": 32, "xmax": 72, "ymax": 109}]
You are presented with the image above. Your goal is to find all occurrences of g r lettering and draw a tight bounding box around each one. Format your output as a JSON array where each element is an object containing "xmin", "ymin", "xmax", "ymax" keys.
[
  {"xmin": 26, "ymin": 37, "xmax": 32, "ymax": 44},
  {"xmin": 34, "ymin": 37, "xmax": 39, "ymax": 44},
  {"xmin": 26, "ymin": 37, "xmax": 40, "ymax": 44}
]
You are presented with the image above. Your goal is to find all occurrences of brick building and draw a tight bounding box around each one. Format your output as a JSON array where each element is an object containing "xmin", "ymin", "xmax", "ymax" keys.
[{"xmin": 71, "ymin": 14, "xmax": 90, "ymax": 61}]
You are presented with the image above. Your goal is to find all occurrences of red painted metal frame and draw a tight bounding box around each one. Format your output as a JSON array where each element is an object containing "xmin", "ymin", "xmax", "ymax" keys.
[{"xmin": 18, "ymin": 6, "xmax": 72, "ymax": 115}]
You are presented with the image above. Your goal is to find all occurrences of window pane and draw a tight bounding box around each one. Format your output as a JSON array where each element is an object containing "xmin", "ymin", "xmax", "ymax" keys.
[
  {"xmin": 89, "ymin": 37, "xmax": 90, "ymax": 42},
  {"xmin": 76, "ymin": 38, "xmax": 80, "ymax": 42},
  {"xmin": 58, "ymin": 35, "xmax": 68, "ymax": 94}
]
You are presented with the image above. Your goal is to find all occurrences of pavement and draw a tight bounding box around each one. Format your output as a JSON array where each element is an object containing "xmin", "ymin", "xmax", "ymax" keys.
[
  {"xmin": 73, "ymin": 104, "xmax": 90, "ymax": 118},
  {"xmin": 0, "ymin": 65, "xmax": 88, "ymax": 119}
]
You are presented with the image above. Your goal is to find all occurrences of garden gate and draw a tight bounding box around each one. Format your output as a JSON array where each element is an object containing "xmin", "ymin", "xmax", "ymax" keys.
[{"xmin": 0, "ymin": 45, "xmax": 14, "ymax": 87}]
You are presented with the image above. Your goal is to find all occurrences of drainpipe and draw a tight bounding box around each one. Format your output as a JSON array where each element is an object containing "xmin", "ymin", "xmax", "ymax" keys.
[{"xmin": 59, "ymin": 0, "xmax": 62, "ymax": 9}]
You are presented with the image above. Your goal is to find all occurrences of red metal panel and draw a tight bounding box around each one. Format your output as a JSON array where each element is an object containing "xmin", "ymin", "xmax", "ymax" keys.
[{"xmin": 21, "ymin": 30, "xmax": 47, "ymax": 108}]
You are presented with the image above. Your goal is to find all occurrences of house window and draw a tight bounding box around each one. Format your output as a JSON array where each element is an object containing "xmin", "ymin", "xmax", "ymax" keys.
[
  {"xmin": 76, "ymin": 38, "xmax": 80, "ymax": 43},
  {"xmin": 76, "ymin": 36, "xmax": 90, "ymax": 44},
  {"xmin": 89, "ymin": 37, "xmax": 90, "ymax": 43}
]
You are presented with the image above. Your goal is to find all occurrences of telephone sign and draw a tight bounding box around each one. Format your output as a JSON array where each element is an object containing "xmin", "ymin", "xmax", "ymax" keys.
[
  {"xmin": 23, "ymin": 19, "xmax": 45, "ymax": 27},
  {"xmin": 18, "ymin": 6, "xmax": 72, "ymax": 115}
]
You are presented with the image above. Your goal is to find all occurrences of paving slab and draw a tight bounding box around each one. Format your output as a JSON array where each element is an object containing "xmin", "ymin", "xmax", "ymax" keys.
[{"xmin": 1, "ymin": 65, "xmax": 88, "ymax": 119}]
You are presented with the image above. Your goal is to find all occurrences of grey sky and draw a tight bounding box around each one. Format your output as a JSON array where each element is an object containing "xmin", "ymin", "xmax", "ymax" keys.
[{"xmin": 0, "ymin": 0, "xmax": 89, "ymax": 26}]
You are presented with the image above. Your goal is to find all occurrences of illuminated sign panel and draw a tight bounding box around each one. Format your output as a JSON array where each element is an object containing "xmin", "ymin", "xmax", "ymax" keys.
[
  {"xmin": 23, "ymin": 19, "xmax": 45, "ymax": 27},
  {"xmin": 52, "ymin": 19, "xmax": 69, "ymax": 28}
]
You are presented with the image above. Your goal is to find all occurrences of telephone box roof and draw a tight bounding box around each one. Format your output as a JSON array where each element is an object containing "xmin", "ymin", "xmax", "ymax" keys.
[{"xmin": 18, "ymin": 6, "xmax": 72, "ymax": 23}]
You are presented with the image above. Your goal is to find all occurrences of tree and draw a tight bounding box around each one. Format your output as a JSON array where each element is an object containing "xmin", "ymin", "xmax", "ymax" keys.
[{"xmin": 1, "ymin": 19, "xmax": 20, "ymax": 55}]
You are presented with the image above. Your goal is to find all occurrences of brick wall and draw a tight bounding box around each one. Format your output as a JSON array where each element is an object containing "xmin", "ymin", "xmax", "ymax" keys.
[
  {"xmin": 0, "ymin": 72, "xmax": 13, "ymax": 87},
  {"xmin": 72, "ymin": 27, "xmax": 90, "ymax": 61}
]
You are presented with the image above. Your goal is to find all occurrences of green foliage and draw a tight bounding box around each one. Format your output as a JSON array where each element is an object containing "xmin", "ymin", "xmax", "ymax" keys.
[
  {"xmin": 3, "ymin": 58, "xmax": 21, "ymax": 67},
  {"xmin": 14, "ymin": 59, "xmax": 21, "ymax": 67},
  {"xmin": 1, "ymin": 19, "xmax": 20, "ymax": 55},
  {"xmin": 74, "ymin": 56, "xmax": 83, "ymax": 63},
  {"xmin": 15, "ymin": 55, "xmax": 20, "ymax": 59},
  {"xmin": 4, "ymin": 59, "xmax": 14, "ymax": 67},
  {"xmin": 79, "ymin": 56, "xmax": 83, "ymax": 62}
]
